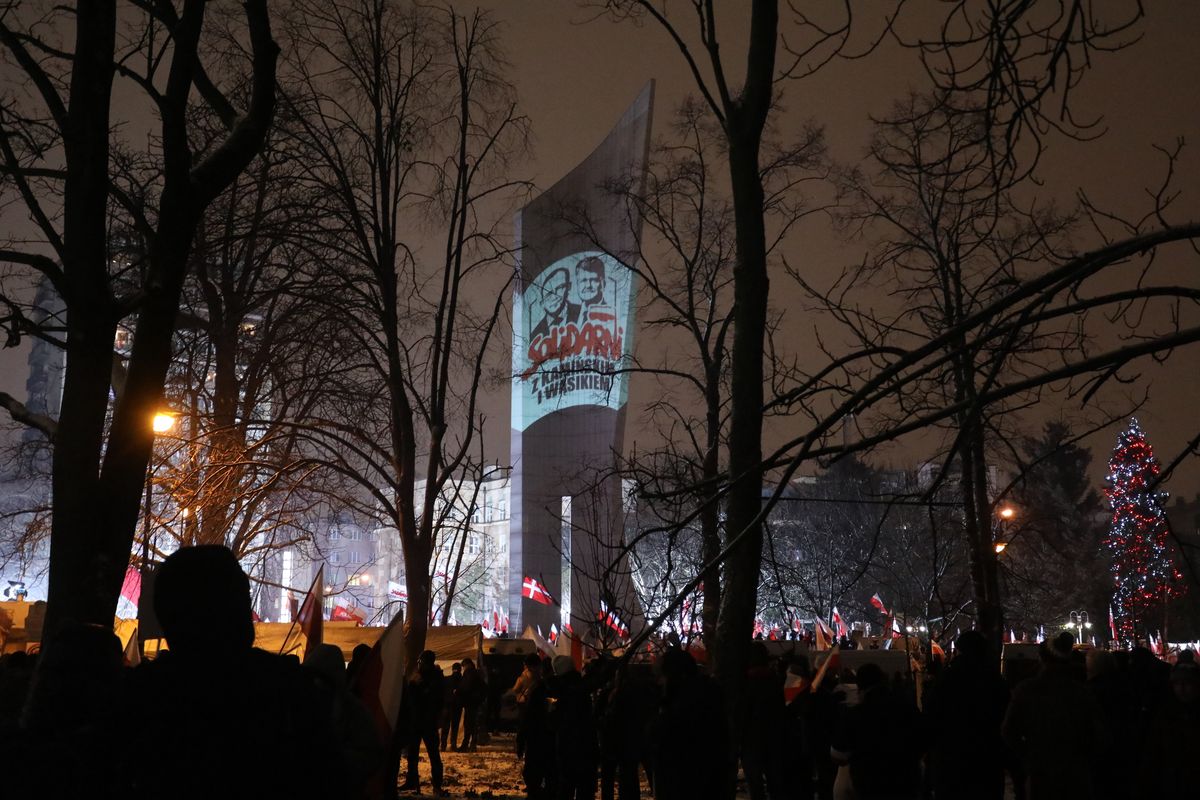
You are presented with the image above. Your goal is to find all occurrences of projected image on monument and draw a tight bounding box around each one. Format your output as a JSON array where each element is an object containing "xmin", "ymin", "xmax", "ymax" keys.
[
  {"xmin": 509, "ymin": 83, "xmax": 653, "ymax": 644},
  {"xmin": 517, "ymin": 252, "xmax": 632, "ymax": 428}
]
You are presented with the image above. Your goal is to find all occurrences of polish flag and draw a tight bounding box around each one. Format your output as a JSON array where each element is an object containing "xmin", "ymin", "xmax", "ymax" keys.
[
  {"xmin": 783, "ymin": 671, "xmax": 809, "ymax": 702},
  {"xmin": 1109, "ymin": 606, "xmax": 1118, "ymax": 640},
  {"xmin": 502, "ymin": 612, "xmax": 510, "ymax": 634},
  {"xmin": 282, "ymin": 566, "xmax": 324, "ymax": 661},
  {"xmin": 493, "ymin": 609, "xmax": 501, "ymax": 632},
  {"xmin": 522, "ymin": 576, "xmax": 554, "ymax": 606},
  {"xmin": 600, "ymin": 600, "xmax": 629, "ymax": 638},
  {"xmin": 354, "ymin": 609, "xmax": 407, "ymax": 799},
  {"xmin": 548, "ymin": 623, "xmax": 559, "ymax": 645},
  {"xmin": 814, "ymin": 619, "xmax": 833, "ymax": 651},
  {"xmin": 331, "ymin": 600, "xmax": 365, "ymax": 625},
  {"xmin": 831, "ymin": 608, "xmax": 848, "ymax": 639},
  {"xmin": 891, "ymin": 616, "xmax": 903, "ymax": 638},
  {"xmin": 120, "ymin": 566, "xmax": 142, "ymax": 607},
  {"xmin": 869, "ymin": 593, "xmax": 889, "ymax": 615}
]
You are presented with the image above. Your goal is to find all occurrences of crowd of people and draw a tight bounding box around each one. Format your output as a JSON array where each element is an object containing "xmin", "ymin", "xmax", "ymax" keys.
[
  {"xmin": 500, "ymin": 631, "xmax": 1199, "ymax": 800},
  {"xmin": 0, "ymin": 544, "xmax": 1197, "ymax": 800}
]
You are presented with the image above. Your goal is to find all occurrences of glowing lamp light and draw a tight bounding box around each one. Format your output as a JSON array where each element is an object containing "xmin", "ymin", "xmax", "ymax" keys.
[
  {"xmin": 152, "ymin": 412, "xmax": 177, "ymax": 434},
  {"xmin": 998, "ymin": 506, "xmax": 1016, "ymax": 520},
  {"xmin": 994, "ymin": 542, "xmax": 1008, "ymax": 554}
]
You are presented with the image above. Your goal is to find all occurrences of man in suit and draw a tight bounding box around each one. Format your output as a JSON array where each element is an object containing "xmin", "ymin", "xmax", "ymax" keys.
[
  {"xmin": 575, "ymin": 256, "xmax": 607, "ymax": 318},
  {"xmin": 530, "ymin": 266, "xmax": 580, "ymax": 342}
]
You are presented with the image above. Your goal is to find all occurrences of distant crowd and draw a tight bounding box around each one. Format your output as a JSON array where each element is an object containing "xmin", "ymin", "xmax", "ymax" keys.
[{"xmin": 0, "ymin": 545, "xmax": 1197, "ymax": 800}]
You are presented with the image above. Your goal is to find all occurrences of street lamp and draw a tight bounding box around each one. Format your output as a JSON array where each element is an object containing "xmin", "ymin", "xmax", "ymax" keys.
[
  {"xmin": 152, "ymin": 411, "xmax": 177, "ymax": 434},
  {"xmin": 1067, "ymin": 610, "xmax": 1091, "ymax": 644},
  {"xmin": 143, "ymin": 410, "xmax": 177, "ymax": 568},
  {"xmin": 993, "ymin": 505, "xmax": 1016, "ymax": 555}
]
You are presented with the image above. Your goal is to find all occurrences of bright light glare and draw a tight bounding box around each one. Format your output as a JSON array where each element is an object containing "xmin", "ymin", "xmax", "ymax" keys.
[
  {"xmin": 152, "ymin": 412, "xmax": 176, "ymax": 433},
  {"xmin": 994, "ymin": 542, "xmax": 1008, "ymax": 554},
  {"xmin": 998, "ymin": 506, "xmax": 1016, "ymax": 520}
]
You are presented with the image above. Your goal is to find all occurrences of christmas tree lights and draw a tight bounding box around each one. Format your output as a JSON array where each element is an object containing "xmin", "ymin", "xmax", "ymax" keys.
[{"xmin": 1103, "ymin": 418, "xmax": 1182, "ymax": 641}]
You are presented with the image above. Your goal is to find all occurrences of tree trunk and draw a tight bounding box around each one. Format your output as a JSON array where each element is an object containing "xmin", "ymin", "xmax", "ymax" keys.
[{"xmin": 44, "ymin": 0, "xmax": 118, "ymax": 638}]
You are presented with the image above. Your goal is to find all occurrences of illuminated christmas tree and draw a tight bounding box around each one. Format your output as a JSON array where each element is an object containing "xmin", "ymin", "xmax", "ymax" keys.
[{"xmin": 1103, "ymin": 418, "xmax": 1182, "ymax": 641}]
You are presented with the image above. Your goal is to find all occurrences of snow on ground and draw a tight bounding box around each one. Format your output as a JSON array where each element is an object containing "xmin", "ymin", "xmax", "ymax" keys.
[{"xmin": 401, "ymin": 733, "xmax": 527, "ymax": 798}]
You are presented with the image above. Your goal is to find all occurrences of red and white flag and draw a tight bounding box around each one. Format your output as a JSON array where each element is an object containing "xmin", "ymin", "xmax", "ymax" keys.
[
  {"xmin": 1109, "ymin": 605, "xmax": 1118, "ymax": 640},
  {"xmin": 891, "ymin": 616, "xmax": 903, "ymax": 638},
  {"xmin": 832, "ymin": 607, "xmax": 848, "ymax": 639},
  {"xmin": 600, "ymin": 600, "xmax": 629, "ymax": 638},
  {"xmin": 120, "ymin": 566, "xmax": 142, "ymax": 607},
  {"xmin": 869, "ymin": 593, "xmax": 889, "ymax": 616},
  {"xmin": 502, "ymin": 611, "xmax": 510, "ymax": 634},
  {"xmin": 548, "ymin": 623, "xmax": 559, "ymax": 645},
  {"xmin": 493, "ymin": 609, "xmax": 501, "ymax": 632},
  {"xmin": 331, "ymin": 598, "xmax": 366, "ymax": 625},
  {"xmin": 814, "ymin": 619, "xmax": 833, "ymax": 651},
  {"xmin": 522, "ymin": 576, "xmax": 554, "ymax": 606},
  {"xmin": 783, "ymin": 671, "xmax": 809, "ymax": 702},
  {"xmin": 283, "ymin": 566, "xmax": 323, "ymax": 661},
  {"xmin": 354, "ymin": 608, "xmax": 406, "ymax": 799}
]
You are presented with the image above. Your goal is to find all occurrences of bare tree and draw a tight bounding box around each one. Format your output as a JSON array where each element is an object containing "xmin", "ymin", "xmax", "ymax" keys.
[
  {"xmin": 278, "ymin": 1, "xmax": 529, "ymax": 667},
  {"xmin": 0, "ymin": 1, "xmax": 277, "ymax": 636}
]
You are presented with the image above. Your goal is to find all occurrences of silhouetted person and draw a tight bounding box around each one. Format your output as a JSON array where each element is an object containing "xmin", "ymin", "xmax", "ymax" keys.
[
  {"xmin": 522, "ymin": 656, "xmax": 557, "ymax": 799},
  {"xmin": 1087, "ymin": 649, "xmax": 1135, "ymax": 800},
  {"xmin": 651, "ymin": 648, "xmax": 727, "ymax": 800},
  {"xmin": 119, "ymin": 545, "xmax": 338, "ymax": 799},
  {"xmin": 1138, "ymin": 656, "xmax": 1200, "ymax": 797},
  {"xmin": 1002, "ymin": 636, "xmax": 1108, "ymax": 799},
  {"xmin": 596, "ymin": 661, "xmax": 656, "ymax": 800},
  {"xmin": 782, "ymin": 655, "xmax": 815, "ymax": 800},
  {"xmin": 441, "ymin": 661, "xmax": 463, "ymax": 750},
  {"xmin": 400, "ymin": 649, "xmax": 445, "ymax": 794},
  {"xmin": 923, "ymin": 630, "xmax": 1009, "ymax": 799},
  {"xmin": 19, "ymin": 622, "xmax": 124, "ymax": 798},
  {"xmin": 513, "ymin": 651, "xmax": 542, "ymax": 758},
  {"xmin": 346, "ymin": 641, "xmax": 373, "ymax": 690},
  {"xmin": 0, "ymin": 650, "xmax": 34, "ymax": 736},
  {"xmin": 460, "ymin": 657, "xmax": 486, "ymax": 751},
  {"xmin": 306, "ymin": 643, "xmax": 382, "ymax": 799},
  {"xmin": 547, "ymin": 655, "xmax": 599, "ymax": 800},
  {"xmin": 831, "ymin": 662, "xmax": 924, "ymax": 799},
  {"xmin": 741, "ymin": 642, "xmax": 786, "ymax": 800}
]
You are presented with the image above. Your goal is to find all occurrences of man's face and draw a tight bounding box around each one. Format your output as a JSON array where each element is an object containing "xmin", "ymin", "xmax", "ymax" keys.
[
  {"xmin": 577, "ymin": 265, "xmax": 603, "ymax": 304},
  {"xmin": 542, "ymin": 270, "xmax": 570, "ymax": 318}
]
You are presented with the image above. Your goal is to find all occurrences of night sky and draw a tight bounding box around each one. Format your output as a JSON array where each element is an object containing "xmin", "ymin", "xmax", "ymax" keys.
[{"xmin": 1, "ymin": 1, "xmax": 1198, "ymax": 500}]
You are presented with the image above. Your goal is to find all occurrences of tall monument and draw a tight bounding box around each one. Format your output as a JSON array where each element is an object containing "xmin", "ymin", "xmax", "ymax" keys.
[{"xmin": 509, "ymin": 84, "xmax": 654, "ymax": 639}]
